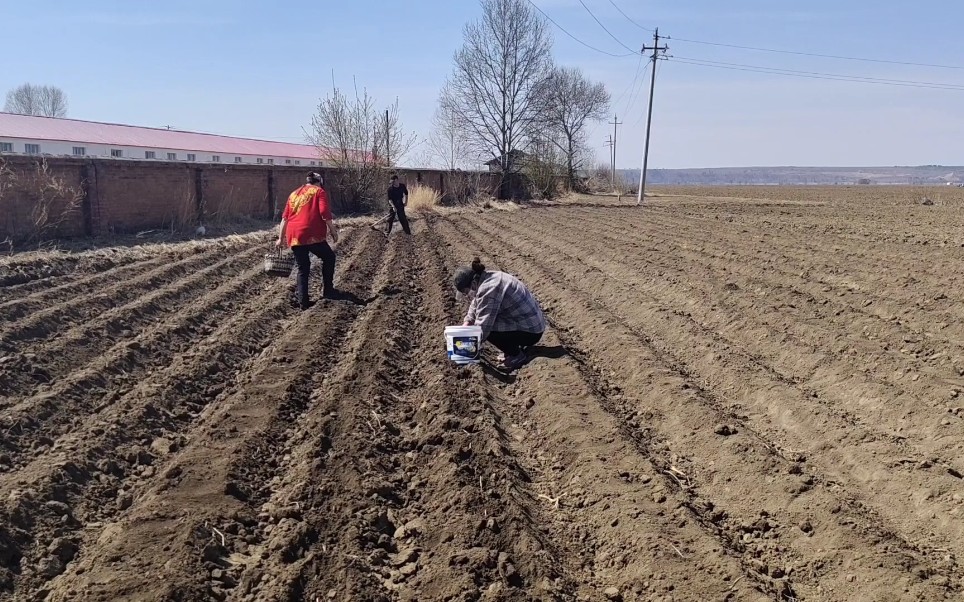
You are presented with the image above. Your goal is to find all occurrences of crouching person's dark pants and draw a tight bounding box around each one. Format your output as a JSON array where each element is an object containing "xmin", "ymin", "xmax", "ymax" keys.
[
  {"xmin": 291, "ymin": 242, "xmax": 335, "ymax": 308},
  {"xmin": 487, "ymin": 330, "xmax": 543, "ymax": 357}
]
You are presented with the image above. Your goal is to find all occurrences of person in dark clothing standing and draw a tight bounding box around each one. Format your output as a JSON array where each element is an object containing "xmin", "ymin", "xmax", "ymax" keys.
[
  {"xmin": 277, "ymin": 172, "xmax": 339, "ymax": 309},
  {"xmin": 386, "ymin": 175, "xmax": 411, "ymax": 235}
]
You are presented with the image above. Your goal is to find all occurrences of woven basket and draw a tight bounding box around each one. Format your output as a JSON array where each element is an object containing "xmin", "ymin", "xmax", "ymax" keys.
[{"xmin": 264, "ymin": 251, "xmax": 295, "ymax": 277}]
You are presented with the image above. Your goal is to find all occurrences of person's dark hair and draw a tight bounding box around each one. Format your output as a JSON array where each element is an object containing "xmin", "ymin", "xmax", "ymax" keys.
[
  {"xmin": 390, "ymin": 174, "xmax": 398, "ymax": 181},
  {"xmin": 307, "ymin": 172, "xmax": 323, "ymax": 185},
  {"xmin": 471, "ymin": 257, "xmax": 485, "ymax": 274},
  {"xmin": 454, "ymin": 257, "xmax": 486, "ymax": 293}
]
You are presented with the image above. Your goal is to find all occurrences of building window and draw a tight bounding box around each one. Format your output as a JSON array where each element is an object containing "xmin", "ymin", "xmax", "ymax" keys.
[
  {"xmin": 72, "ymin": 147, "xmax": 86, "ymax": 156},
  {"xmin": 234, "ymin": 156, "xmax": 242, "ymax": 163},
  {"xmin": 0, "ymin": 142, "xmax": 12, "ymax": 153},
  {"xmin": 211, "ymin": 155, "xmax": 220, "ymax": 162},
  {"xmin": 256, "ymin": 158, "xmax": 264, "ymax": 164},
  {"xmin": 187, "ymin": 153, "xmax": 196, "ymax": 161},
  {"xmin": 285, "ymin": 159, "xmax": 291, "ymax": 165},
  {"xmin": 294, "ymin": 160, "xmax": 300, "ymax": 165},
  {"xmin": 111, "ymin": 149, "xmax": 123, "ymax": 158},
  {"xmin": 310, "ymin": 161, "xmax": 316, "ymax": 166},
  {"xmin": 145, "ymin": 151, "xmax": 156, "ymax": 159},
  {"xmin": 267, "ymin": 158, "xmax": 274, "ymax": 165},
  {"xmin": 25, "ymin": 144, "xmax": 41, "ymax": 154},
  {"xmin": 167, "ymin": 152, "xmax": 177, "ymax": 161}
]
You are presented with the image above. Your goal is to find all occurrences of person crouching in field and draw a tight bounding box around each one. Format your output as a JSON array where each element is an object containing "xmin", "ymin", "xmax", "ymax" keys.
[
  {"xmin": 454, "ymin": 258, "xmax": 546, "ymax": 370},
  {"xmin": 276, "ymin": 172, "xmax": 339, "ymax": 309}
]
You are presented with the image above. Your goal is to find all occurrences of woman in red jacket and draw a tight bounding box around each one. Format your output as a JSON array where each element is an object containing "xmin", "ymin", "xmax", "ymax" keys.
[{"xmin": 276, "ymin": 172, "xmax": 339, "ymax": 309}]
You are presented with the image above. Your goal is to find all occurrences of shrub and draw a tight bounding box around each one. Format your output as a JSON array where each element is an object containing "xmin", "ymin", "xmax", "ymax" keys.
[
  {"xmin": 407, "ymin": 185, "xmax": 441, "ymax": 212},
  {"xmin": 20, "ymin": 159, "xmax": 84, "ymax": 244}
]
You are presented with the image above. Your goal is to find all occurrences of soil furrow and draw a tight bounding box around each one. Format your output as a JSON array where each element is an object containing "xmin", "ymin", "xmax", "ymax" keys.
[
  {"xmin": 0, "ymin": 233, "xmax": 371, "ymax": 600},
  {"xmin": 224, "ymin": 234, "xmax": 408, "ymax": 601},
  {"xmin": 251, "ymin": 227, "xmax": 576, "ymax": 601},
  {"xmin": 470, "ymin": 210, "xmax": 964, "ymax": 562},
  {"xmin": 524, "ymin": 210, "xmax": 964, "ymax": 465},
  {"xmin": 0, "ymin": 252, "xmax": 187, "ymax": 322},
  {"xmin": 442, "ymin": 213, "xmax": 959, "ymax": 600},
  {"xmin": 35, "ymin": 230, "xmax": 385, "ymax": 601},
  {"xmin": 3, "ymin": 191, "xmax": 963, "ymax": 602},
  {"xmin": 0, "ymin": 237, "xmax": 259, "ymax": 351},
  {"xmin": 636, "ymin": 211, "xmax": 964, "ymax": 337},
  {"xmin": 0, "ymin": 235, "xmax": 363, "ymax": 474},
  {"xmin": 437, "ymin": 220, "xmax": 758, "ymax": 600},
  {"xmin": 648, "ymin": 204, "xmax": 964, "ymax": 263},
  {"xmin": 0, "ymin": 244, "xmax": 265, "ymax": 409},
  {"xmin": 373, "ymin": 222, "xmax": 582, "ymax": 601},
  {"xmin": 0, "ymin": 255, "xmax": 135, "ymax": 291},
  {"xmin": 0, "ymin": 233, "xmax": 271, "ymax": 294},
  {"xmin": 587, "ymin": 207, "xmax": 964, "ymax": 324}
]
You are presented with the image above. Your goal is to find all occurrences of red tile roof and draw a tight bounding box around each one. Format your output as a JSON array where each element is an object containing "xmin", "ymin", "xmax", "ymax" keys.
[{"xmin": 0, "ymin": 112, "xmax": 333, "ymax": 160}]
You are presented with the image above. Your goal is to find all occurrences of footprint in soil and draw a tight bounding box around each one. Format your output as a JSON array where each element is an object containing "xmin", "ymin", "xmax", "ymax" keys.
[{"xmin": 327, "ymin": 289, "xmax": 373, "ymax": 306}]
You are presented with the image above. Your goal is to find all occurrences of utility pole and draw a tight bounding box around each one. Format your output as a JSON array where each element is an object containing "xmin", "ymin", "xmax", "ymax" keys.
[
  {"xmin": 604, "ymin": 135, "xmax": 615, "ymax": 189},
  {"xmin": 608, "ymin": 115, "xmax": 622, "ymax": 191},
  {"xmin": 637, "ymin": 28, "xmax": 669, "ymax": 204}
]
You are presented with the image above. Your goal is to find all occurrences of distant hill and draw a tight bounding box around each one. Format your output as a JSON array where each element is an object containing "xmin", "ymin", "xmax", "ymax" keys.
[{"xmin": 618, "ymin": 166, "xmax": 964, "ymax": 186}]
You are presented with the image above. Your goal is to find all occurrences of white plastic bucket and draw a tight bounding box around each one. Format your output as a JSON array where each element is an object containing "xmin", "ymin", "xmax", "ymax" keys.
[{"xmin": 444, "ymin": 325, "xmax": 483, "ymax": 364}]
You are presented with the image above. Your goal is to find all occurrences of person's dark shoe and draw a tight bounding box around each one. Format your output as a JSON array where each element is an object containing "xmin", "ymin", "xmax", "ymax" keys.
[
  {"xmin": 322, "ymin": 288, "xmax": 340, "ymax": 300},
  {"xmin": 502, "ymin": 352, "xmax": 530, "ymax": 370},
  {"xmin": 300, "ymin": 300, "xmax": 316, "ymax": 311}
]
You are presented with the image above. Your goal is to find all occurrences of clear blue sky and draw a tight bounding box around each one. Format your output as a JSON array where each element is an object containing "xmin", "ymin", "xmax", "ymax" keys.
[{"xmin": 3, "ymin": 0, "xmax": 963, "ymax": 168}]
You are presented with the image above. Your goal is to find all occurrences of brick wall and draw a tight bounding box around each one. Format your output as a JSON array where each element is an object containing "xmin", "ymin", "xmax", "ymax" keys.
[
  {"xmin": 94, "ymin": 161, "xmax": 195, "ymax": 233},
  {"xmin": 202, "ymin": 166, "xmax": 270, "ymax": 223},
  {"xmin": 0, "ymin": 156, "xmax": 510, "ymax": 241},
  {"xmin": 0, "ymin": 158, "xmax": 87, "ymax": 239}
]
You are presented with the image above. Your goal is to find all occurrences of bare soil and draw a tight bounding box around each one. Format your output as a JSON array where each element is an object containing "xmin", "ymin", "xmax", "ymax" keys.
[{"xmin": 1, "ymin": 188, "xmax": 963, "ymax": 601}]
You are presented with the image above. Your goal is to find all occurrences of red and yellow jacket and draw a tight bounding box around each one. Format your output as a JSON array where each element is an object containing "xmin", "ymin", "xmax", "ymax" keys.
[{"xmin": 283, "ymin": 184, "xmax": 331, "ymax": 247}]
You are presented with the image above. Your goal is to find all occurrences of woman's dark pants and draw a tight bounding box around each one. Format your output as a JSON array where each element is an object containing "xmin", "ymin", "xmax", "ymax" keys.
[
  {"xmin": 487, "ymin": 330, "xmax": 543, "ymax": 357},
  {"xmin": 292, "ymin": 242, "xmax": 335, "ymax": 308}
]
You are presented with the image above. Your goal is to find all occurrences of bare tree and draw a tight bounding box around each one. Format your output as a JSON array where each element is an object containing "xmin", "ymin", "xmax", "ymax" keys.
[
  {"xmin": 541, "ymin": 66, "xmax": 610, "ymax": 191},
  {"xmin": 306, "ymin": 81, "xmax": 416, "ymax": 212},
  {"xmin": 524, "ymin": 136, "xmax": 564, "ymax": 200},
  {"xmin": 444, "ymin": 0, "xmax": 553, "ymax": 197},
  {"xmin": 4, "ymin": 83, "xmax": 68, "ymax": 117},
  {"xmin": 426, "ymin": 87, "xmax": 477, "ymax": 171}
]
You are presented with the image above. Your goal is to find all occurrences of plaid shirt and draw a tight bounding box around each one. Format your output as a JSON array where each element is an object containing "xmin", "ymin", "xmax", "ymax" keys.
[{"xmin": 465, "ymin": 271, "xmax": 546, "ymax": 339}]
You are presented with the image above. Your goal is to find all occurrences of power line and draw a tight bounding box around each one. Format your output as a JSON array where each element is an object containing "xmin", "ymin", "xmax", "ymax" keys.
[
  {"xmin": 606, "ymin": 0, "xmax": 963, "ymax": 70},
  {"xmin": 670, "ymin": 37, "xmax": 964, "ymax": 71},
  {"xmin": 671, "ymin": 55, "xmax": 964, "ymax": 90},
  {"xmin": 613, "ymin": 51, "xmax": 645, "ymax": 107},
  {"xmin": 576, "ymin": 0, "xmax": 640, "ymax": 54},
  {"xmin": 526, "ymin": 0, "xmax": 636, "ymax": 58},
  {"xmin": 635, "ymin": 56, "xmax": 664, "ymax": 127},
  {"xmin": 624, "ymin": 59, "xmax": 652, "ymax": 116},
  {"xmin": 606, "ymin": 0, "xmax": 653, "ymax": 32}
]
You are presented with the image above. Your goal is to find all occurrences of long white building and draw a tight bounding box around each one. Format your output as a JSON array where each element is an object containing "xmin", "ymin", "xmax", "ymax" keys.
[{"xmin": 0, "ymin": 112, "xmax": 334, "ymax": 167}]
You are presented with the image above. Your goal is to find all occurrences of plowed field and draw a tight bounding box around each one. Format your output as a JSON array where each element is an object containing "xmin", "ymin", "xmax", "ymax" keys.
[{"xmin": 2, "ymin": 190, "xmax": 963, "ymax": 602}]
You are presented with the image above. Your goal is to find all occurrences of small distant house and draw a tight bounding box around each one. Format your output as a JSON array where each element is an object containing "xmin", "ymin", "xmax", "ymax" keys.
[{"xmin": 484, "ymin": 150, "xmax": 530, "ymax": 173}]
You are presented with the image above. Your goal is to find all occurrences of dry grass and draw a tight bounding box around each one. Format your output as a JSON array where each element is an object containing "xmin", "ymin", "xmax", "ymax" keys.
[
  {"xmin": 0, "ymin": 230, "xmax": 272, "ymax": 268},
  {"xmin": 406, "ymin": 185, "xmax": 442, "ymax": 212},
  {"xmin": 206, "ymin": 186, "xmax": 252, "ymax": 226},
  {"xmin": 166, "ymin": 192, "xmax": 199, "ymax": 232},
  {"xmin": 19, "ymin": 159, "xmax": 85, "ymax": 244}
]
